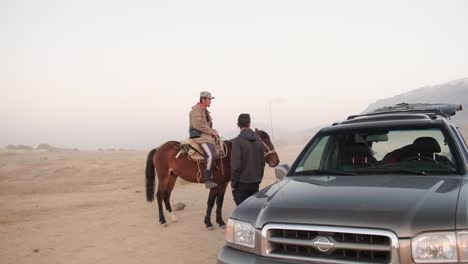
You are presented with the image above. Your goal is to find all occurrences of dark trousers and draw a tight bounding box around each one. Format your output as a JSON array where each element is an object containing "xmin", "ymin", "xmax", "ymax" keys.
[{"xmin": 232, "ymin": 182, "xmax": 260, "ymax": 206}]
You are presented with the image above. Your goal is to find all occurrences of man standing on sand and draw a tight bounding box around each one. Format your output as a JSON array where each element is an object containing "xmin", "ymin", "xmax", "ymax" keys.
[
  {"xmin": 230, "ymin": 113, "xmax": 265, "ymax": 205},
  {"xmin": 189, "ymin": 91, "xmax": 219, "ymax": 189}
]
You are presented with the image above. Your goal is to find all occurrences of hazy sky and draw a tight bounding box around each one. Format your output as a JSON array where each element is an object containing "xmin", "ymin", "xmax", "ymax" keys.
[{"xmin": 2, "ymin": 0, "xmax": 468, "ymax": 149}]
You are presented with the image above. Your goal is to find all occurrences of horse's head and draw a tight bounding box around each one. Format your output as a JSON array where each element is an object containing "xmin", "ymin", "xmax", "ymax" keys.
[{"xmin": 255, "ymin": 128, "xmax": 280, "ymax": 167}]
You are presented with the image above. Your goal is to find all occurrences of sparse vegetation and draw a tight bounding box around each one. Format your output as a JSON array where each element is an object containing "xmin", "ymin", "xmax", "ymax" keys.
[
  {"xmin": 37, "ymin": 143, "xmax": 59, "ymax": 151},
  {"xmin": 118, "ymin": 148, "xmax": 134, "ymax": 151},
  {"xmin": 97, "ymin": 148, "xmax": 134, "ymax": 152},
  {"xmin": 2, "ymin": 144, "xmax": 80, "ymax": 152},
  {"xmin": 6, "ymin": 144, "xmax": 34, "ymax": 151}
]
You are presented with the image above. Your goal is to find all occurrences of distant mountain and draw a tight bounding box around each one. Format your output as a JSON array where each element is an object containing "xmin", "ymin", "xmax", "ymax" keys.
[
  {"xmin": 283, "ymin": 78, "xmax": 468, "ymax": 147},
  {"xmin": 364, "ymin": 77, "xmax": 468, "ymax": 124}
]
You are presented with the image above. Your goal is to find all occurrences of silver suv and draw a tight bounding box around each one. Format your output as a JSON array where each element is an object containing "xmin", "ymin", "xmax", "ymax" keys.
[{"xmin": 218, "ymin": 103, "xmax": 468, "ymax": 264}]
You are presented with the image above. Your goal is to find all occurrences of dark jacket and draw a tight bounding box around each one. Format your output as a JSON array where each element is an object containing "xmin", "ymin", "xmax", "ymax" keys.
[{"xmin": 231, "ymin": 128, "xmax": 265, "ymax": 184}]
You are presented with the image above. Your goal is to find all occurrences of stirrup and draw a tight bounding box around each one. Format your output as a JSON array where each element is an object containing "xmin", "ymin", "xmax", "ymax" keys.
[{"xmin": 205, "ymin": 181, "xmax": 218, "ymax": 189}]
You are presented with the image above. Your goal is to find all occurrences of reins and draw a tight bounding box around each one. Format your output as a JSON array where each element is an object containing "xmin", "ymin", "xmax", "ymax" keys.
[{"xmin": 215, "ymin": 138, "xmax": 228, "ymax": 176}]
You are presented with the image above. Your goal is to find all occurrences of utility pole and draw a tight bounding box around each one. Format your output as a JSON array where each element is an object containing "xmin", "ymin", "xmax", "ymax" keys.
[{"xmin": 269, "ymin": 100, "xmax": 275, "ymax": 144}]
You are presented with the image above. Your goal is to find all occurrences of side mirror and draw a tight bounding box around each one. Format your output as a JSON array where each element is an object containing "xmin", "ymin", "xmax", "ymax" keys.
[{"xmin": 275, "ymin": 164, "xmax": 290, "ymax": 180}]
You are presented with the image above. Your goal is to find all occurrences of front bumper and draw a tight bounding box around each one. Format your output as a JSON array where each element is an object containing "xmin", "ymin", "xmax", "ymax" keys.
[{"xmin": 218, "ymin": 246, "xmax": 306, "ymax": 264}]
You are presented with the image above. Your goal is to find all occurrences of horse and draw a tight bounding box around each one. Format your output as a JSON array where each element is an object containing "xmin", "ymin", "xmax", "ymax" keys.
[{"xmin": 145, "ymin": 129, "xmax": 280, "ymax": 229}]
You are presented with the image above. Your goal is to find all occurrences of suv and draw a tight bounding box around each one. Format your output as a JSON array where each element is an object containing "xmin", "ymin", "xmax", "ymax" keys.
[{"xmin": 218, "ymin": 103, "xmax": 468, "ymax": 264}]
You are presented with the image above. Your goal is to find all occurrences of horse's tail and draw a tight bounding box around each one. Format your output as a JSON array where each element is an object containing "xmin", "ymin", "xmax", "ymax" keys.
[{"xmin": 146, "ymin": 148, "xmax": 157, "ymax": 202}]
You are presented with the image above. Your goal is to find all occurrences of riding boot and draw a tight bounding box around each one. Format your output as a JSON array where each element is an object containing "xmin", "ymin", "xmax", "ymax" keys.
[{"xmin": 205, "ymin": 170, "xmax": 218, "ymax": 189}]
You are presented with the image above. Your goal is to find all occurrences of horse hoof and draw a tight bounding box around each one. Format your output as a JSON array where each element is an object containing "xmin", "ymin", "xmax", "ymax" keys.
[
  {"xmin": 160, "ymin": 222, "xmax": 168, "ymax": 227},
  {"xmin": 169, "ymin": 213, "xmax": 178, "ymax": 223},
  {"xmin": 219, "ymin": 225, "xmax": 226, "ymax": 229},
  {"xmin": 206, "ymin": 226, "xmax": 215, "ymax": 231}
]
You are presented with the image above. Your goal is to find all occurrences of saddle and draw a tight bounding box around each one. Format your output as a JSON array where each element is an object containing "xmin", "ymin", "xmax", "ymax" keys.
[{"xmin": 176, "ymin": 139, "xmax": 226, "ymax": 161}]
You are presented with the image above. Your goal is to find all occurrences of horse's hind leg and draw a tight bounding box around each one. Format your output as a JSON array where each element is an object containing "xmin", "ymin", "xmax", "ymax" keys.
[
  {"xmin": 155, "ymin": 170, "xmax": 170, "ymax": 226},
  {"xmin": 164, "ymin": 172, "xmax": 178, "ymax": 223},
  {"xmin": 156, "ymin": 191, "xmax": 167, "ymax": 226},
  {"xmin": 204, "ymin": 188, "xmax": 217, "ymax": 230}
]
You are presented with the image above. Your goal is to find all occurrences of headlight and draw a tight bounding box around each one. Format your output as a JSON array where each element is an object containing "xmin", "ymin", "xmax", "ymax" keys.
[
  {"xmin": 457, "ymin": 232, "xmax": 468, "ymax": 262},
  {"xmin": 226, "ymin": 218, "xmax": 256, "ymax": 248},
  {"xmin": 412, "ymin": 232, "xmax": 457, "ymax": 263}
]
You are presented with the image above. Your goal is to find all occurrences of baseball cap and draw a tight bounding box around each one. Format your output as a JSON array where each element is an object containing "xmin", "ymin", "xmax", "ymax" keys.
[{"xmin": 200, "ymin": 91, "xmax": 215, "ymax": 99}]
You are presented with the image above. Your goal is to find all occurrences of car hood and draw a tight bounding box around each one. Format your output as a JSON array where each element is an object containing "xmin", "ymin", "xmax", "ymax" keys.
[{"xmin": 235, "ymin": 175, "xmax": 462, "ymax": 238}]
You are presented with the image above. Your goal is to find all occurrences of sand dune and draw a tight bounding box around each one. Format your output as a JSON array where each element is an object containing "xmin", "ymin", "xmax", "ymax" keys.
[{"xmin": 0, "ymin": 147, "xmax": 302, "ymax": 264}]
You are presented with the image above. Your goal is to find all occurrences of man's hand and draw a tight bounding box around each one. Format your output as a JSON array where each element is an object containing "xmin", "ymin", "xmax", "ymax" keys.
[
  {"xmin": 211, "ymin": 129, "xmax": 219, "ymax": 137},
  {"xmin": 231, "ymin": 181, "xmax": 238, "ymax": 191}
]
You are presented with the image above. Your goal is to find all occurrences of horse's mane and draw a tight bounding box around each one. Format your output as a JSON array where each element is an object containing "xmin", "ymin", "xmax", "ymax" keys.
[{"xmin": 255, "ymin": 129, "xmax": 269, "ymax": 139}]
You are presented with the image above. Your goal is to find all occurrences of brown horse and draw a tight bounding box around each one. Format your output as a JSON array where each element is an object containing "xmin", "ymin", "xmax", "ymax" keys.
[{"xmin": 145, "ymin": 129, "xmax": 279, "ymax": 228}]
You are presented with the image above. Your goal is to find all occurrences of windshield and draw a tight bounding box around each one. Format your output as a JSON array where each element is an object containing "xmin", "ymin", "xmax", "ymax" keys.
[{"xmin": 294, "ymin": 127, "xmax": 458, "ymax": 175}]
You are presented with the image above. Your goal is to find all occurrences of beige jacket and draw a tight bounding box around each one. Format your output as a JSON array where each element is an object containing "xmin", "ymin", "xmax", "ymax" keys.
[{"xmin": 189, "ymin": 103, "xmax": 215, "ymax": 144}]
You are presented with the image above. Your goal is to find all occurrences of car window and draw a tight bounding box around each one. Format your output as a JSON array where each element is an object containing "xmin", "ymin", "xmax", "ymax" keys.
[
  {"xmin": 293, "ymin": 127, "xmax": 458, "ymax": 175},
  {"xmin": 371, "ymin": 129, "xmax": 453, "ymax": 162},
  {"xmin": 295, "ymin": 136, "xmax": 330, "ymax": 172}
]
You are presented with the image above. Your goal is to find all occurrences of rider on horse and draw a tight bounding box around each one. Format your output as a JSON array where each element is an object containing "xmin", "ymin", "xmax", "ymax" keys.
[{"xmin": 189, "ymin": 91, "xmax": 219, "ymax": 189}]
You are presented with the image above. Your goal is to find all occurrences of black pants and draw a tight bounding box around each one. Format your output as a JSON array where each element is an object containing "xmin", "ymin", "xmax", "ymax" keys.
[{"xmin": 232, "ymin": 182, "xmax": 260, "ymax": 206}]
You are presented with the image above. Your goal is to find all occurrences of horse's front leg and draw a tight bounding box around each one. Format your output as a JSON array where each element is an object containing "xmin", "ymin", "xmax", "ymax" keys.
[
  {"xmin": 215, "ymin": 192, "xmax": 226, "ymax": 228},
  {"xmin": 215, "ymin": 183, "xmax": 228, "ymax": 228},
  {"xmin": 204, "ymin": 188, "xmax": 217, "ymax": 230}
]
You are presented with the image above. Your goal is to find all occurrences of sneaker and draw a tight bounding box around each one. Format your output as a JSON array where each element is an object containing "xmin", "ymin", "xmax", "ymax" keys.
[{"xmin": 205, "ymin": 181, "xmax": 218, "ymax": 189}]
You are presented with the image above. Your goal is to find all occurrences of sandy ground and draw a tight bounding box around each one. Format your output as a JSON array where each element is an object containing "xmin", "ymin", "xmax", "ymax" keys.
[
  {"xmin": 0, "ymin": 146, "xmax": 302, "ymax": 264},
  {"xmin": 2, "ymin": 128, "xmax": 466, "ymax": 264}
]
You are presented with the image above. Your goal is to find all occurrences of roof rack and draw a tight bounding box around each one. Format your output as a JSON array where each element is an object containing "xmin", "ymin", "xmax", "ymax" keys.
[
  {"xmin": 347, "ymin": 103, "xmax": 463, "ymax": 120},
  {"xmin": 342, "ymin": 113, "xmax": 431, "ymax": 124}
]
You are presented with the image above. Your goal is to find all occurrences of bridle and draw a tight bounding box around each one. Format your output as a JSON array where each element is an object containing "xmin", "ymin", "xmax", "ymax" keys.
[{"xmin": 262, "ymin": 140, "xmax": 276, "ymax": 157}]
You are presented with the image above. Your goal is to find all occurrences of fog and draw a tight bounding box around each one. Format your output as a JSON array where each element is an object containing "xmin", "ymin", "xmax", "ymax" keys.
[{"xmin": 2, "ymin": 0, "xmax": 468, "ymax": 149}]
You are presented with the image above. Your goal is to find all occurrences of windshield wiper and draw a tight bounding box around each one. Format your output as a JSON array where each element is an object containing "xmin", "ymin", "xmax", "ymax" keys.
[
  {"xmin": 354, "ymin": 167, "xmax": 428, "ymax": 175},
  {"xmin": 293, "ymin": 169, "xmax": 355, "ymax": 176}
]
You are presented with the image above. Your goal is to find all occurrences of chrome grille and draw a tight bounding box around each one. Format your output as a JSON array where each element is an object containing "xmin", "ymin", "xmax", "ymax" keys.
[{"xmin": 262, "ymin": 224, "xmax": 399, "ymax": 264}]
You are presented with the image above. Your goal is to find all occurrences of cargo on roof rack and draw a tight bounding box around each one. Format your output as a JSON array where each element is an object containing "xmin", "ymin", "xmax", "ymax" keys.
[{"xmin": 347, "ymin": 103, "xmax": 463, "ymax": 120}]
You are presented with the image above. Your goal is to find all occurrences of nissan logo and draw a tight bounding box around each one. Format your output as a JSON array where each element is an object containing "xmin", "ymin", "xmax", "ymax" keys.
[{"xmin": 312, "ymin": 236, "xmax": 335, "ymax": 252}]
